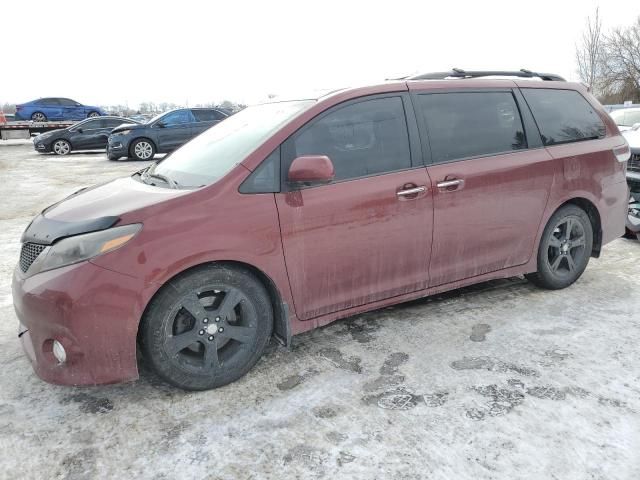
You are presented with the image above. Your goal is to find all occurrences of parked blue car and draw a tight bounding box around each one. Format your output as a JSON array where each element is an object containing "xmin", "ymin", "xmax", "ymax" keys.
[{"xmin": 14, "ymin": 98, "xmax": 106, "ymax": 122}]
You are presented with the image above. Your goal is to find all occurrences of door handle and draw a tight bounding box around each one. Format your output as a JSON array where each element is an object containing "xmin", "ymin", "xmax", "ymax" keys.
[
  {"xmin": 396, "ymin": 186, "xmax": 427, "ymax": 197},
  {"xmin": 436, "ymin": 178, "xmax": 464, "ymax": 188}
]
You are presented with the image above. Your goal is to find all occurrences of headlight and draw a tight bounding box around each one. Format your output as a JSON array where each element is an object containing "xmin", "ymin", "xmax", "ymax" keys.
[
  {"xmin": 115, "ymin": 130, "xmax": 131, "ymax": 136},
  {"xmin": 29, "ymin": 224, "xmax": 142, "ymax": 275}
]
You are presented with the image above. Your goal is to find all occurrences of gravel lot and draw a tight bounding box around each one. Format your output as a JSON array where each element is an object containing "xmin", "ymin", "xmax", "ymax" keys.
[{"xmin": 0, "ymin": 141, "xmax": 639, "ymax": 479}]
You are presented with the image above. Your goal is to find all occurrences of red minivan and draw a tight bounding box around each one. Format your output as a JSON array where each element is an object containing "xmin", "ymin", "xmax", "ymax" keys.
[{"xmin": 12, "ymin": 70, "xmax": 630, "ymax": 390}]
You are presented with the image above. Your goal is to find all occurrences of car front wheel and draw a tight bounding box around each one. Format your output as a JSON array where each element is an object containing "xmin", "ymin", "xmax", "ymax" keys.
[
  {"xmin": 130, "ymin": 139, "xmax": 155, "ymax": 160},
  {"xmin": 87, "ymin": 111, "xmax": 100, "ymax": 118},
  {"xmin": 526, "ymin": 204, "xmax": 593, "ymax": 290},
  {"xmin": 52, "ymin": 139, "xmax": 71, "ymax": 156},
  {"xmin": 141, "ymin": 265, "xmax": 273, "ymax": 390}
]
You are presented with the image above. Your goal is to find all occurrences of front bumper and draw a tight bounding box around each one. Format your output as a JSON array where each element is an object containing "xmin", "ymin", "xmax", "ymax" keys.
[
  {"xmin": 107, "ymin": 136, "xmax": 129, "ymax": 160},
  {"xmin": 33, "ymin": 140, "xmax": 51, "ymax": 153},
  {"xmin": 12, "ymin": 260, "xmax": 148, "ymax": 386}
]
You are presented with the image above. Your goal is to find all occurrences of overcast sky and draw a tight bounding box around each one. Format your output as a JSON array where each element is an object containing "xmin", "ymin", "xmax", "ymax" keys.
[{"xmin": 2, "ymin": 0, "xmax": 639, "ymax": 108}]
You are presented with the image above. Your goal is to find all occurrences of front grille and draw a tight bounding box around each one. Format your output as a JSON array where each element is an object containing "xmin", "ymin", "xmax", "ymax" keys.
[
  {"xmin": 629, "ymin": 153, "xmax": 640, "ymax": 172},
  {"xmin": 19, "ymin": 243, "xmax": 46, "ymax": 273}
]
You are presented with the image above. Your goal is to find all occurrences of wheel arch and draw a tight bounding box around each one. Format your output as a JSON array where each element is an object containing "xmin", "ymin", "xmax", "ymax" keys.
[
  {"xmin": 556, "ymin": 197, "xmax": 603, "ymax": 258},
  {"xmin": 138, "ymin": 260, "xmax": 291, "ymax": 348}
]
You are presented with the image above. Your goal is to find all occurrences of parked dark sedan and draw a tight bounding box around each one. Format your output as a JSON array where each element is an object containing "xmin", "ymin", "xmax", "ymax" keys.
[
  {"xmin": 33, "ymin": 117, "xmax": 139, "ymax": 155},
  {"xmin": 15, "ymin": 98, "xmax": 106, "ymax": 122},
  {"xmin": 107, "ymin": 108, "xmax": 228, "ymax": 160}
]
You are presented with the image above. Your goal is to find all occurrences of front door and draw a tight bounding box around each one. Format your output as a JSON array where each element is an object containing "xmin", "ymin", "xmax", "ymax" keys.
[
  {"xmin": 413, "ymin": 90, "xmax": 555, "ymax": 287},
  {"xmin": 155, "ymin": 110, "xmax": 194, "ymax": 152},
  {"xmin": 276, "ymin": 95, "xmax": 433, "ymax": 320},
  {"xmin": 70, "ymin": 119, "xmax": 108, "ymax": 149}
]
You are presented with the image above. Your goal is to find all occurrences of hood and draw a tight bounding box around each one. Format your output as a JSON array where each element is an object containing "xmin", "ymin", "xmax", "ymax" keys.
[
  {"xmin": 112, "ymin": 122, "xmax": 147, "ymax": 134},
  {"xmin": 23, "ymin": 176, "xmax": 190, "ymax": 245},
  {"xmin": 43, "ymin": 175, "xmax": 190, "ymax": 223},
  {"xmin": 35, "ymin": 128, "xmax": 66, "ymax": 140}
]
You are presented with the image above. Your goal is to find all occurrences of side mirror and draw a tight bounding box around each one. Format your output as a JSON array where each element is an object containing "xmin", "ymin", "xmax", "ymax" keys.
[
  {"xmin": 632, "ymin": 122, "xmax": 640, "ymax": 131},
  {"xmin": 156, "ymin": 121, "xmax": 166, "ymax": 128},
  {"xmin": 76, "ymin": 128, "xmax": 83, "ymax": 133},
  {"xmin": 288, "ymin": 155, "xmax": 335, "ymax": 185}
]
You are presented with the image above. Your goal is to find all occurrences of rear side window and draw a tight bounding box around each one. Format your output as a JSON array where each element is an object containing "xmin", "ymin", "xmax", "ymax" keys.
[
  {"xmin": 522, "ymin": 89, "xmax": 606, "ymax": 146},
  {"xmin": 59, "ymin": 98, "xmax": 78, "ymax": 106},
  {"xmin": 105, "ymin": 118, "xmax": 131, "ymax": 128},
  {"xmin": 192, "ymin": 109, "xmax": 226, "ymax": 122},
  {"xmin": 290, "ymin": 96, "xmax": 411, "ymax": 181},
  {"xmin": 417, "ymin": 92, "xmax": 526, "ymax": 163}
]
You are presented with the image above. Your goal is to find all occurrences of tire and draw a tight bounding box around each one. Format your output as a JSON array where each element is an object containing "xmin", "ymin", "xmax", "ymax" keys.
[
  {"xmin": 130, "ymin": 138, "xmax": 155, "ymax": 160},
  {"xmin": 87, "ymin": 111, "xmax": 100, "ymax": 118},
  {"xmin": 526, "ymin": 205, "xmax": 593, "ymax": 290},
  {"xmin": 141, "ymin": 264, "xmax": 273, "ymax": 390},
  {"xmin": 31, "ymin": 112, "xmax": 47, "ymax": 122},
  {"xmin": 52, "ymin": 139, "xmax": 71, "ymax": 156}
]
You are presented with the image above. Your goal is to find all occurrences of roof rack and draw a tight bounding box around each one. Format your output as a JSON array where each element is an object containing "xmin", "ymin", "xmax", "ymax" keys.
[{"xmin": 406, "ymin": 68, "xmax": 566, "ymax": 82}]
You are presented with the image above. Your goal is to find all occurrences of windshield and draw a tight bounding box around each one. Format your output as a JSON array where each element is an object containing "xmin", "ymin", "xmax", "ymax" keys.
[{"xmin": 151, "ymin": 100, "xmax": 314, "ymax": 187}]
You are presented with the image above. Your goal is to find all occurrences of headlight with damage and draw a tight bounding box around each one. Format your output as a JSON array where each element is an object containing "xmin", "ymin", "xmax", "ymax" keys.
[{"xmin": 28, "ymin": 224, "xmax": 142, "ymax": 275}]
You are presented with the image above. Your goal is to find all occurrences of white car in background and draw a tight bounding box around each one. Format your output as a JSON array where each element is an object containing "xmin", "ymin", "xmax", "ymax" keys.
[
  {"xmin": 623, "ymin": 126, "xmax": 640, "ymax": 239},
  {"xmin": 611, "ymin": 107, "xmax": 640, "ymax": 131}
]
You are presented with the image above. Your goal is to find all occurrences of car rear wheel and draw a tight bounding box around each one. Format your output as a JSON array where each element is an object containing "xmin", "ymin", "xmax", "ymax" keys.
[
  {"xmin": 87, "ymin": 111, "xmax": 100, "ymax": 118},
  {"xmin": 130, "ymin": 139, "xmax": 155, "ymax": 160},
  {"xmin": 52, "ymin": 139, "xmax": 71, "ymax": 156},
  {"xmin": 141, "ymin": 265, "xmax": 273, "ymax": 390},
  {"xmin": 31, "ymin": 112, "xmax": 47, "ymax": 122},
  {"xmin": 526, "ymin": 205, "xmax": 593, "ymax": 290}
]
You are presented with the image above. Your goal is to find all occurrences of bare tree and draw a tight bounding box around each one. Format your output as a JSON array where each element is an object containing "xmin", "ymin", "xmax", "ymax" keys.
[
  {"xmin": 575, "ymin": 7, "xmax": 604, "ymax": 93},
  {"xmin": 600, "ymin": 16, "xmax": 640, "ymax": 102}
]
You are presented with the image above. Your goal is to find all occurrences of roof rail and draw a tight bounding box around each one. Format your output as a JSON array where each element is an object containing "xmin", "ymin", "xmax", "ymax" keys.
[{"xmin": 406, "ymin": 68, "xmax": 566, "ymax": 82}]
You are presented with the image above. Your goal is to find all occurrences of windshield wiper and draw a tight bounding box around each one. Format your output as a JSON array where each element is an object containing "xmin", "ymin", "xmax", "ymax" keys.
[{"xmin": 140, "ymin": 168, "xmax": 179, "ymax": 189}]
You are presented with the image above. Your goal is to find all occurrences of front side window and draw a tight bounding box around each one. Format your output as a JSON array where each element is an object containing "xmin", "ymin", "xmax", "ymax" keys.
[
  {"xmin": 72, "ymin": 118, "xmax": 103, "ymax": 130},
  {"xmin": 41, "ymin": 98, "xmax": 60, "ymax": 105},
  {"xmin": 290, "ymin": 96, "xmax": 411, "ymax": 181},
  {"xmin": 522, "ymin": 89, "xmax": 606, "ymax": 146},
  {"xmin": 160, "ymin": 110, "xmax": 194, "ymax": 126},
  {"xmin": 81, "ymin": 119, "xmax": 104, "ymax": 130},
  {"xmin": 418, "ymin": 91, "xmax": 526, "ymax": 163}
]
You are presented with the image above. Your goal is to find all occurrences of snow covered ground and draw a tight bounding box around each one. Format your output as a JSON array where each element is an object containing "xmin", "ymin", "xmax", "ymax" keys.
[{"xmin": 0, "ymin": 142, "xmax": 639, "ymax": 479}]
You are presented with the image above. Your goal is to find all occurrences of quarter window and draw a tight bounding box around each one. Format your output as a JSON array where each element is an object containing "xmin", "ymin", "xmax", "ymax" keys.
[
  {"xmin": 418, "ymin": 92, "xmax": 527, "ymax": 163},
  {"xmin": 522, "ymin": 89, "xmax": 606, "ymax": 146},
  {"xmin": 290, "ymin": 97, "xmax": 411, "ymax": 181}
]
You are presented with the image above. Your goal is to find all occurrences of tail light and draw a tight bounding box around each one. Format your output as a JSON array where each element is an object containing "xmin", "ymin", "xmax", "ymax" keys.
[{"xmin": 613, "ymin": 143, "xmax": 631, "ymax": 163}]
